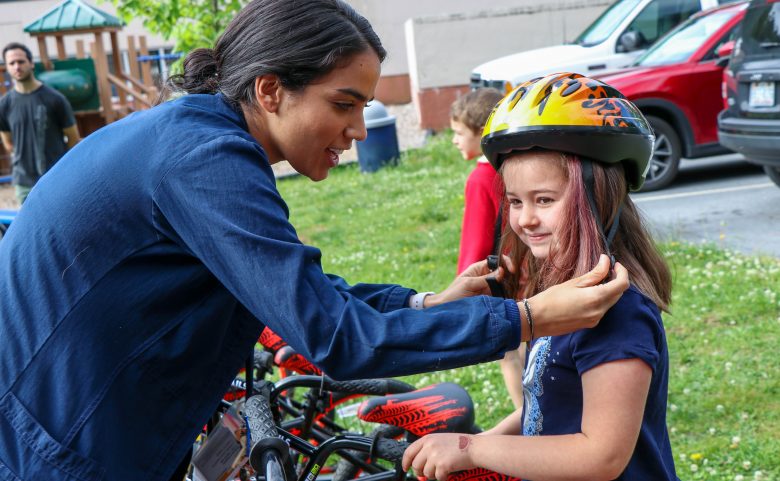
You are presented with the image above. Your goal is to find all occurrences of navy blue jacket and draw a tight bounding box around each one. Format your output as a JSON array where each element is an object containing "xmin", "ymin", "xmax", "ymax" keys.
[{"xmin": 0, "ymin": 94, "xmax": 520, "ymax": 481}]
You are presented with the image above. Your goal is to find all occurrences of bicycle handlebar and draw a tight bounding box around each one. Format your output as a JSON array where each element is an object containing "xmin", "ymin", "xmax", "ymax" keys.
[
  {"xmin": 373, "ymin": 437, "xmax": 410, "ymax": 464},
  {"xmin": 244, "ymin": 395, "xmax": 290, "ymax": 480},
  {"xmin": 253, "ymin": 349, "xmax": 275, "ymax": 376},
  {"xmin": 326, "ymin": 377, "xmax": 415, "ymax": 396},
  {"xmin": 272, "ymin": 375, "xmax": 414, "ymax": 399}
]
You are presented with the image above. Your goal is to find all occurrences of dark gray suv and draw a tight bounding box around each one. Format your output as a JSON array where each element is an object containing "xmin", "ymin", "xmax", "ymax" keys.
[{"xmin": 717, "ymin": 0, "xmax": 780, "ymax": 186}]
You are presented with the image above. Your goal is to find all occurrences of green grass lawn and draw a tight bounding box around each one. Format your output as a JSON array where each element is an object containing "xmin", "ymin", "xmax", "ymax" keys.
[{"xmin": 278, "ymin": 134, "xmax": 780, "ymax": 480}]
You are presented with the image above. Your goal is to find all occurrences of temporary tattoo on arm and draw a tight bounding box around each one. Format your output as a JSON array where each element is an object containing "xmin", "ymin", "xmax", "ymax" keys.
[{"xmin": 459, "ymin": 435, "xmax": 472, "ymax": 453}]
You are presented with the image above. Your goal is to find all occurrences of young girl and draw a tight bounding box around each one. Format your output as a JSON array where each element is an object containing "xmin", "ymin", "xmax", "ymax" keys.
[{"xmin": 403, "ymin": 72, "xmax": 678, "ymax": 481}]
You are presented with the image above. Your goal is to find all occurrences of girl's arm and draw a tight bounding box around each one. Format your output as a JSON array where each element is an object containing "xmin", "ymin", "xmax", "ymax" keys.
[
  {"xmin": 402, "ymin": 358, "xmax": 652, "ymax": 481},
  {"xmin": 499, "ymin": 347, "xmax": 525, "ymax": 410},
  {"xmin": 480, "ymin": 408, "xmax": 523, "ymax": 436}
]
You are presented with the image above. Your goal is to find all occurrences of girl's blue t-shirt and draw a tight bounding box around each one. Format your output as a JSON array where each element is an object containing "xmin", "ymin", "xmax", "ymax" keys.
[{"xmin": 522, "ymin": 286, "xmax": 678, "ymax": 480}]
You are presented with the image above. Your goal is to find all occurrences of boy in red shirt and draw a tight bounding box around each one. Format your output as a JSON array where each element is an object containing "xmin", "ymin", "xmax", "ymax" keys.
[
  {"xmin": 451, "ymin": 88, "xmax": 524, "ymax": 408},
  {"xmin": 451, "ymin": 88, "xmax": 504, "ymax": 274}
]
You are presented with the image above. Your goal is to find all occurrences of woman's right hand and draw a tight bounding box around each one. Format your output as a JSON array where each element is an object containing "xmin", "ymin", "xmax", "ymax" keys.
[
  {"xmin": 523, "ymin": 254, "xmax": 629, "ymax": 340},
  {"xmin": 425, "ymin": 256, "xmax": 513, "ymax": 307}
]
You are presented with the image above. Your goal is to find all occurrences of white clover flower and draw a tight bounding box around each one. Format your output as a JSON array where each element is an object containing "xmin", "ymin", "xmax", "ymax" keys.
[
  {"xmin": 740, "ymin": 412, "xmax": 749, "ymax": 420},
  {"xmin": 709, "ymin": 427, "xmax": 717, "ymax": 435},
  {"xmin": 683, "ymin": 388, "xmax": 691, "ymax": 395},
  {"xmin": 732, "ymin": 436, "xmax": 741, "ymax": 444},
  {"xmin": 725, "ymin": 362, "xmax": 733, "ymax": 371},
  {"xmin": 735, "ymin": 475, "xmax": 745, "ymax": 481},
  {"xmin": 670, "ymin": 404, "xmax": 679, "ymax": 412},
  {"xmin": 743, "ymin": 461, "xmax": 752, "ymax": 470},
  {"xmin": 690, "ymin": 464, "xmax": 698, "ymax": 472},
  {"xmin": 679, "ymin": 453, "xmax": 687, "ymax": 461},
  {"xmin": 717, "ymin": 404, "xmax": 725, "ymax": 412},
  {"xmin": 754, "ymin": 470, "xmax": 763, "ymax": 480}
]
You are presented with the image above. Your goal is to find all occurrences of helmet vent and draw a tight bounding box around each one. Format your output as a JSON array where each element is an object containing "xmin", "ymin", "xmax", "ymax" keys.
[{"xmin": 561, "ymin": 79, "xmax": 582, "ymax": 98}]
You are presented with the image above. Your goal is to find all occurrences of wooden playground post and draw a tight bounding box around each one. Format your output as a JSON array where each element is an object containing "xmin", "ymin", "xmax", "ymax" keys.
[
  {"xmin": 126, "ymin": 36, "xmax": 141, "ymax": 82},
  {"xmin": 0, "ymin": 65, "xmax": 6, "ymax": 95},
  {"xmin": 126, "ymin": 36, "xmax": 153, "ymax": 107},
  {"xmin": 36, "ymin": 36, "xmax": 53, "ymax": 70},
  {"xmin": 91, "ymin": 33, "xmax": 115, "ymax": 123},
  {"xmin": 138, "ymin": 36, "xmax": 154, "ymax": 88},
  {"xmin": 55, "ymin": 35, "xmax": 67, "ymax": 60},
  {"xmin": 109, "ymin": 31, "xmax": 127, "ymax": 112},
  {"xmin": 75, "ymin": 40, "xmax": 86, "ymax": 59}
]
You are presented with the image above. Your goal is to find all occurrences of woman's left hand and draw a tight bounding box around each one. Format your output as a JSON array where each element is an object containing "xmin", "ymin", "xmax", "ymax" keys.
[
  {"xmin": 402, "ymin": 433, "xmax": 477, "ymax": 480},
  {"xmin": 424, "ymin": 256, "xmax": 512, "ymax": 307}
]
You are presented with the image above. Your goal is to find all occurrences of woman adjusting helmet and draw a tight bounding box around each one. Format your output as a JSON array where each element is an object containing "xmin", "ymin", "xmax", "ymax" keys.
[{"xmin": 481, "ymin": 72, "xmax": 655, "ymax": 260}]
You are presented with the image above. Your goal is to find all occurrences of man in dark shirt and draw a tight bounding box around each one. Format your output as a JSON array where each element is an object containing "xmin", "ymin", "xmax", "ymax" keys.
[{"xmin": 0, "ymin": 42, "xmax": 80, "ymax": 204}]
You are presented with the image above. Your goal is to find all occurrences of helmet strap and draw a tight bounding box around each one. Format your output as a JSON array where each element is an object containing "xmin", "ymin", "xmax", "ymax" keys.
[{"xmin": 581, "ymin": 159, "xmax": 622, "ymax": 269}]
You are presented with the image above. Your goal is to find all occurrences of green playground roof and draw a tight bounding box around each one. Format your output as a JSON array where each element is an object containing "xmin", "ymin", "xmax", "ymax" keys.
[{"xmin": 24, "ymin": 0, "xmax": 124, "ymax": 34}]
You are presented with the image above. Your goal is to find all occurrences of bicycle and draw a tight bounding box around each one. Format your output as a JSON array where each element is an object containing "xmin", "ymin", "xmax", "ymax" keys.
[
  {"xmin": 205, "ymin": 329, "xmax": 521, "ymax": 481},
  {"xmin": 235, "ymin": 381, "xmax": 413, "ymax": 481}
]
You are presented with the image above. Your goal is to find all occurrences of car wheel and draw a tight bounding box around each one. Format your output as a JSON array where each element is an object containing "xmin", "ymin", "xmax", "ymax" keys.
[
  {"xmin": 763, "ymin": 166, "xmax": 780, "ymax": 188},
  {"xmin": 641, "ymin": 116, "xmax": 681, "ymax": 192}
]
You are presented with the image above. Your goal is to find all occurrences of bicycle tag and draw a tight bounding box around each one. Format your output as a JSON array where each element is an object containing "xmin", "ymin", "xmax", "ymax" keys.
[
  {"xmin": 336, "ymin": 401, "xmax": 361, "ymax": 419},
  {"xmin": 191, "ymin": 402, "xmax": 249, "ymax": 481}
]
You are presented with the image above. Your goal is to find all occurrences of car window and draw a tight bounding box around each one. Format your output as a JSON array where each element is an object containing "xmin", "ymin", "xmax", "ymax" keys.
[
  {"xmin": 703, "ymin": 23, "xmax": 740, "ymax": 60},
  {"xmin": 574, "ymin": 0, "xmax": 644, "ymax": 46},
  {"xmin": 738, "ymin": 2, "xmax": 780, "ymax": 57},
  {"xmin": 624, "ymin": 0, "xmax": 702, "ymax": 49},
  {"xmin": 637, "ymin": 7, "xmax": 740, "ymax": 65}
]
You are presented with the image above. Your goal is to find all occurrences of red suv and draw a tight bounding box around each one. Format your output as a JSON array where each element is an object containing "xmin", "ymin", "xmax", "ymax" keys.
[{"xmin": 596, "ymin": 1, "xmax": 747, "ymax": 190}]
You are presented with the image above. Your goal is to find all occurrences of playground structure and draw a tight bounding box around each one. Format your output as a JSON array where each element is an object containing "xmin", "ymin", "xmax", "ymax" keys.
[{"xmin": 0, "ymin": 0, "xmax": 167, "ymax": 175}]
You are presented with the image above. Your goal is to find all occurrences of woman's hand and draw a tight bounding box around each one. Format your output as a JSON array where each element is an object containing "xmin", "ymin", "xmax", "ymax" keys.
[
  {"xmin": 524, "ymin": 254, "xmax": 629, "ymax": 339},
  {"xmin": 402, "ymin": 433, "xmax": 478, "ymax": 481},
  {"xmin": 425, "ymin": 256, "xmax": 513, "ymax": 307}
]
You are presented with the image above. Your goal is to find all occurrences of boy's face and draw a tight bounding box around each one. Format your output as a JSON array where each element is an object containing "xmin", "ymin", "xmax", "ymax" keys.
[{"xmin": 450, "ymin": 120, "xmax": 482, "ymax": 161}]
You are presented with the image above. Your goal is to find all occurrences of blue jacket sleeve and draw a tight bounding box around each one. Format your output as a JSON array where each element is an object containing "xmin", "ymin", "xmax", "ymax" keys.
[
  {"xmin": 326, "ymin": 274, "xmax": 412, "ymax": 312},
  {"xmin": 152, "ymin": 136, "xmax": 521, "ymax": 379}
]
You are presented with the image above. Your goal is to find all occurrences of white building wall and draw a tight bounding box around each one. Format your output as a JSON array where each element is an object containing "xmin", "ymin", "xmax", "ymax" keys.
[{"xmin": 405, "ymin": 0, "xmax": 612, "ymax": 90}]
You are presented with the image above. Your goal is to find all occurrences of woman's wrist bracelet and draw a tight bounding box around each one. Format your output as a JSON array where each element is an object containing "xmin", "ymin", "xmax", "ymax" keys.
[
  {"xmin": 410, "ymin": 291, "xmax": 435, "ymax": 310},
  {"xmin": 522, "ymin": 298, "xmax": 534, "ymax": 343}
]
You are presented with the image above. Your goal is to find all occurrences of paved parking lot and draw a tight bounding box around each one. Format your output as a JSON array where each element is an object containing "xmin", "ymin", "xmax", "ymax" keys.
[{"xmin": 632, "ymin": 154, "xmax": 780, "ymax": 257}]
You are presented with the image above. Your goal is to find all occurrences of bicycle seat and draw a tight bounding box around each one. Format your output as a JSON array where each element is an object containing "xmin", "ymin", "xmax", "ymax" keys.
[
  {"xmin": 274, "ymin": 345, "xmax": 322, "ymax": 375},
  {"xmin": 448, "ymin": 468, "xmax": 522, "ymax": 481},
  {"xmin": 259, "ymin": 327, "xmax": 287, "ymax": 353},
  {"xmin": 357, "ymin": 382, "xmax": 475, "ymax": 437}
]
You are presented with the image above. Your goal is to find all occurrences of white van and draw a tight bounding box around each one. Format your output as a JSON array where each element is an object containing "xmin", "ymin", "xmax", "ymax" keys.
[{"xmin": 470, "ymin": 0, "xmax": 733, "ymax": 90}]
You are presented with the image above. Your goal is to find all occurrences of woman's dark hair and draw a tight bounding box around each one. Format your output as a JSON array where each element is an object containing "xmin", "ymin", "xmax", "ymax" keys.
[{"xmin": 162, "ymin": 0, "xmax": 386, "ymax": 106}]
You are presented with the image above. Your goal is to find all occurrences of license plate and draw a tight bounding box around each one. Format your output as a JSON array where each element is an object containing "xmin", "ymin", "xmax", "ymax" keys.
[{"xmin": 749, "ymin": 81, "xmax": 775, "ymax": 107}]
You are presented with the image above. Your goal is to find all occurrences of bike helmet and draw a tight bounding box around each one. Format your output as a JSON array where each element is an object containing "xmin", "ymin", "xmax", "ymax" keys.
[{"xmin": 481, "ymin": 72, "xmax": 654, "ymax": 191}]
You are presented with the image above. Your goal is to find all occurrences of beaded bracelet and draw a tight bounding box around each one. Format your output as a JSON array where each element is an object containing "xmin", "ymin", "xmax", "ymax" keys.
[{"xmin": 522, "ymin": 298, "xmax": 534, "ymax": 344}]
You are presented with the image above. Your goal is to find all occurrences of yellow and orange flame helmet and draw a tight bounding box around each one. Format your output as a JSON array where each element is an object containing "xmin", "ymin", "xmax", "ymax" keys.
[{"xmin": 481, "ymin": 72, "xmax": 654, "ymax": 191}]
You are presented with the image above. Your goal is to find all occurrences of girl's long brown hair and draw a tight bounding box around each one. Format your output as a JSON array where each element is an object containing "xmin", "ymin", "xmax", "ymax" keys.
[{"xmin": 499, "ymin": 151, "xmax": 671, "ymax": 312}]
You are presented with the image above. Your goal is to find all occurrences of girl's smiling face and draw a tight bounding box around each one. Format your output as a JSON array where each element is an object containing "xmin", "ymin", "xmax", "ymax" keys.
[{"xmin": 503, "ymin": 151, "xmax": 569, "ymax": 260}]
